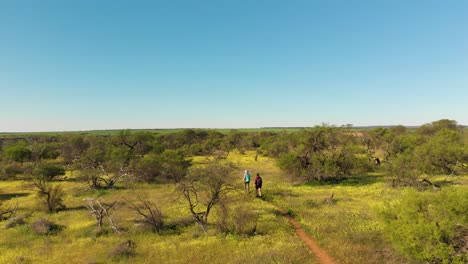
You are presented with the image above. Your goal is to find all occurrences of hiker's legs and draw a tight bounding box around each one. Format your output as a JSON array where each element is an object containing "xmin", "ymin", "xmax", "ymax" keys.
[{"xmin": 258, "ymin": 187, "xmax": 262, "ymax": 197}]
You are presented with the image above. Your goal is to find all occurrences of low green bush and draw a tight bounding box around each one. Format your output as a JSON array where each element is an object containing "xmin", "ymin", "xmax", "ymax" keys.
[{"xmin": 381, "ymin": 188, "xmax": 468, "ymax": 263}]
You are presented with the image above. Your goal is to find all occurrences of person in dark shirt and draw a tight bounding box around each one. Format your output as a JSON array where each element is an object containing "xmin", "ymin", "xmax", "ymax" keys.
[{"xmin": 254, "ymin": 173, "xmax": 263, "ymax": 197}]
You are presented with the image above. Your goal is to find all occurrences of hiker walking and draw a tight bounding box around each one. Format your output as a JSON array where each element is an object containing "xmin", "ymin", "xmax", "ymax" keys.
[
  {"xmin": 243, "ymin": 170, "xmax": 251, "ymax": 192},
  {"xmin": 255, "ymin": 173, "xmax": 263, "ymax": 197}
]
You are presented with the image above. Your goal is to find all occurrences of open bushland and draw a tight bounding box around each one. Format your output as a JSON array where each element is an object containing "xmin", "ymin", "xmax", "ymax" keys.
[{"xmin": 0, "ymin": 119, "xmax": 467, "ymax": 264}]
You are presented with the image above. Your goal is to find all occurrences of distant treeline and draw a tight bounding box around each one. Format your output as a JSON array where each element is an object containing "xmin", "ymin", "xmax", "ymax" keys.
[{"xmin": 2, "ymin": 123, "xmax": 466, "ymax": 138}]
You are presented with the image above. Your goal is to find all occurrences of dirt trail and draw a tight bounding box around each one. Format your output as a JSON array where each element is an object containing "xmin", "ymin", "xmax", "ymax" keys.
[{"xmin": 271, "ymin": 204, "xmax": 337, "ymax": 264}]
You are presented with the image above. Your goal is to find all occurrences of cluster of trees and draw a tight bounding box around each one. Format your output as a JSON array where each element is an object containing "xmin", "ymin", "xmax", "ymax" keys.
[
  {"xmin": 1, "ymin": 119, "xmax": 466, "ymax": 187},
  {"xmin": 364, "ymin": 119, "xmax": 467, "ymax": 186},
  {"xmin": 0, "ymin": 129, "xmax": 265, "ymax": 218},
  {"xmin": 264, "ymin": 119, "xmax": 467, "ymax": 185},
  {"xmin": 0, "ymin": 131, "xmax": 190, "ymax": 186},
  {"xmin": 274, "ymin": 126, "xmax": 370, "ymax": 181}
]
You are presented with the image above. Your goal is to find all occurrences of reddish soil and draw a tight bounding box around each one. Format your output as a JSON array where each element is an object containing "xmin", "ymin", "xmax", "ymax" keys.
[{"xmin": 272, "ymin": 204, "xmax": 337, "ymax": 264}]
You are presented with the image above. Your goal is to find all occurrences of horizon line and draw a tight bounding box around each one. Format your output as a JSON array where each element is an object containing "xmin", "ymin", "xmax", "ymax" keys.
[{"xmin": 2, "ymin": 124, "xmax": 466, "ymax": 134}]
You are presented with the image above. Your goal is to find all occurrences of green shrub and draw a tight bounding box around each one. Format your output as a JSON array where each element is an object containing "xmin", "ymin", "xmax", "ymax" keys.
[
  {"xmin": 2, "ymin": 141, "xmax": 32, "ymax": 163},
  {"xmin": 385, "ymin": 151, "xmax": 419, "ymax": 187},
  {"xmin": 381, "ymin": 188, "xmax": 468, "ymax": 263},
  {"xmin": 0, "ymin": 163, "xmax": 24, "ymax": 179},
  {"xmin": 135, "ymin": 150, "xmax": 191, "ymax": 183},
  {"xmin": 34, "ymin": 163, "xmax": 65, "ymax": 180},
  {"xmin": 415, "ymin": 129, "xmax": 466, "ymax": 175}
]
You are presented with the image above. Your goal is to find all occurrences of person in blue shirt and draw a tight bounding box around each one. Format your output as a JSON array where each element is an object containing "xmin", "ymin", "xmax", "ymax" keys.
[{"xmin": 243, "ymin": 170, "xmax": 251, "ymax": 193}]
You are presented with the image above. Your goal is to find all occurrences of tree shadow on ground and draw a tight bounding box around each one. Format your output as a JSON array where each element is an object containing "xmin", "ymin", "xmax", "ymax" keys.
[
  {"xmin": 0, "ymin": 193, "xmax": 30, "ymax": 201},
  {"xmin": 60, "ymin": 205, "xmax": 87, "ymax": 212},
  {"xmin": 304, "ymin": 175, "xmax": 381, "ymax": 187}
]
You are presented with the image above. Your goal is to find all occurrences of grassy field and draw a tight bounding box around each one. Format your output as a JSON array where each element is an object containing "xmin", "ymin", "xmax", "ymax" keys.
[{"xmin": 1, "ymin": 151, "xmax": 466, "ymax": 263}]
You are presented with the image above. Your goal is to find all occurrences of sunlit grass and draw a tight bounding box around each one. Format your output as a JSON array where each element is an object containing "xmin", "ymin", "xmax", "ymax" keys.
[{"xmin": 1, "ymin": 151, "xmax": 466, "ymax": 263}]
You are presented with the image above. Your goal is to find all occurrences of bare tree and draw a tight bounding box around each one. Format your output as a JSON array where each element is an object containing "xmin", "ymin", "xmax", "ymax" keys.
[
  {"xmin": 84, "ymin": 198, "xmax": 120, "ymax": 233},
  {"xmin": 129, "ymin": 197, "xmax": 164, "ymax": 234}
]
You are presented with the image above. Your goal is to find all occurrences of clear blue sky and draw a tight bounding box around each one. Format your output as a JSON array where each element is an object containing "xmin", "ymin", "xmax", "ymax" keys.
[{"xmin": 1, "ymin": 0, "xmax": 467, "ymax": 132}]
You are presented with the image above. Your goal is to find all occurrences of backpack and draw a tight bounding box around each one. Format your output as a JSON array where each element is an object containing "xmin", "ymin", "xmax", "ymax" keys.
[{"xmin": 257, "ymin": 177, "xmax": 262, "ymax": 186}]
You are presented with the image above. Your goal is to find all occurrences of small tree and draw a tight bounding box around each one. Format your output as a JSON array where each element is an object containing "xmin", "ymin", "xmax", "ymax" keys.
[
  {"xmin": 134, "ymin": 150, "xmax": 191, "ymax": 183},
  {"xmin": 385, "ymin": 150, "xmax": 419, "ymax": 187},
  {"xmin": 129, "ymin": 197, "xmax": 164, "ymax": 234},
  {"xmin": 415, "ymin": 129, "xmax": 466, "ymax": 175},
  {"xmin": 30, "ymin": 142, "xmax": 60, "ymax": 164},
  {"xmin": 60, "ymin": 134, "xmax": 90, "ymax": 174},
  {"xmin": 277, "ymin": 126, "xmax": 362, "ymax": 182},
  {"xmin": 362, "ymin": 127, "xmax": 395, "ymax": 162},
  {"xmin": 3, "ymin": 141, "xmax": 32, "ymax": 164},
  {"xmin": 417, "ymin": 119, "xmax": 462, "ymax": 136},
  {"xmin": 79, "ymin": 137, "xmax": 132, "ymax": 189},
  {"xmin": 34, "ymin": 163, "xmax": 65, "ymax": 180},
  {"xmin": 178, "ymin": 161, "xmax": 234, "ymax": 231},
  {"xmin": 33, "ymin": 175, "xmax": 66, "ymax": 213}
]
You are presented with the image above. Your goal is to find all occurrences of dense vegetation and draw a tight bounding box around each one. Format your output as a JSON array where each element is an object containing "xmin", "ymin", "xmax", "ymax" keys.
[{"xmin": 0, "ymin": 119, "xmax": 466, "ymax": 263}]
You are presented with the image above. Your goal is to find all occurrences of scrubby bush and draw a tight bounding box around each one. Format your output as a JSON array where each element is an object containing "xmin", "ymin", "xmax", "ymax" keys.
[
  {"xmin": 110, "ymin": 240, "xmax": 136, "ymax": 258},
  {"xmin": 217, "ymin": 201, "xmax": 258, "ymax": 236},
  {"xmin": 3, "ymin": 213, "xmax": 30, "ymax": 229},
  {"xmin": 0, "ymin": 163, "xmax": 24, "ymax": 179},
  {"xmin": 381, "ymin": 188, "xmax": 468, "ymax": 263},
  {"xmin": 31, "ymin": 218, "xmax": 61, "ymax": 235}
]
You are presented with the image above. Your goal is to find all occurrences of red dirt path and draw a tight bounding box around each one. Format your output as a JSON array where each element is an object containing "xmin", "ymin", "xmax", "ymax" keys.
[{"xmin": 272, "ymin": 204, "xmax": 337, "ymax": 264}]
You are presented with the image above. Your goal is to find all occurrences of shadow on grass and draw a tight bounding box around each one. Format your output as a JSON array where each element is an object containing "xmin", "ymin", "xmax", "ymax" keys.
[
  {"xmin": 304, "ymin": 174, "xmax": 381, "ymax": 187},
  {"xmin": 432, "ymin": 177, "xmax": 465, "ymax": 188},
  {"xmin": 270, "ymin": 206, "xmax": 296, "ymax": 218},
  {"xmin": 60, "ymin": 205, "xmax": 87, "ymax": 212},
  {"xmin": 268, "ymin": 189, "xmax": 299, "ymax": 198},
  {"xmin": 0, "ymin": 192, "xmax": 30, "ymax": 201}
]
